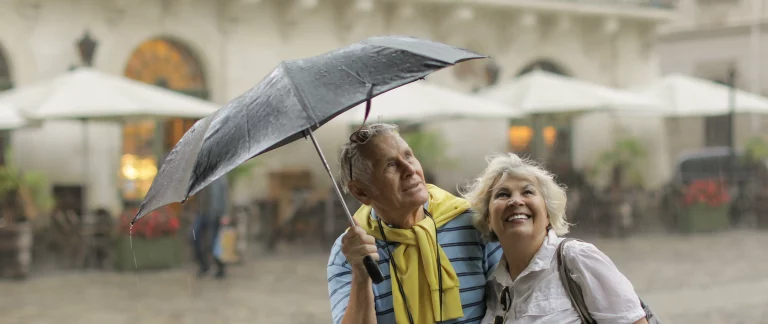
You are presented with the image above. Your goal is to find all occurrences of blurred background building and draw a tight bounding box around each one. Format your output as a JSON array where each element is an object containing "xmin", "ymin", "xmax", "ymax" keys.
[
  {"xmin": 4, "ymin": 2, "xmax": 768, "ymax": 323},
  {"xmin": 658, "ymin": 0, "xmax": 768, "ymax": 177},
  {"xmin": 0, "ymin": 0, "xmax": 677, "ymax": 215}
]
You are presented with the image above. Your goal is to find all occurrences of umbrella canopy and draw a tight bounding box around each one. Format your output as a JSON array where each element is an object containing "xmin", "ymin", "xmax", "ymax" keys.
[
  {"xmin": 133, "ymin": 35, "xmax": 487, "ymax": 223},
  {"xmin": 335, "ymin": 80, "xmax": 525, "ymax": 124},
  {"xmin": 632, "ymin": 73, "xmax": 768, "ymax": 116},
  {"xmin": 0, "ymin": 67, "xmax": 219, "ymax": 120},
  {"xmin": 0, "ymin": 104, "xmax": 29, "ymax": 130},
  {"xmin": 478, "ymin": 70, "xmax": 662, "ymax": 114}
]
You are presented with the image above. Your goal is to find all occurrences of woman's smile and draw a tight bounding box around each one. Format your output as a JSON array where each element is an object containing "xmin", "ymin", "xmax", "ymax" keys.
[{"xmin": 504, "ymin": 213, "xmax": 532, "ymax": 225}]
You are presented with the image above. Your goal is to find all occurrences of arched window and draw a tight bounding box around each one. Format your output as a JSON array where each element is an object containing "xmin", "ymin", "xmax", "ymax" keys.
[
  {"xmin": 121, "ymin": 38, "xmax": 208, "ymax": 201},
  {"xmin": 0, "ymin": 46, "xmax": 13, "ymax": 91},
  {"xmin": 516, "ymin": 59, "xmax": 569, "ymax": 77},
  {"xmin": 0, "ymin": 44, "xmax": 12, "ymax": 166},
  {"xmin": 124, "ymin": 38, "xmax": 207, "ymax": 98},
  {"xmin": 453, "ymin": 57, "xmax": 501, "ymax": 92},
  {"xmin": 510, "ymin": 59, "xmax": 572, "ymax": 171},
  {"xmin": 0, "ymin": 44, "xmax": 11, "ymax": 91}
]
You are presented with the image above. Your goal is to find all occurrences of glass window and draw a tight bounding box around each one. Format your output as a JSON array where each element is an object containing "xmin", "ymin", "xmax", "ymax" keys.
[
  {"xmin": 0, "ymin": 45, "xmax": 12, "ymax": 165},
  {"xmin": 121, "ymin": 39, "xmax": 207, "ymax": 202},
  {"xmin": 0, "ymin": 45, "xmax": 10, "ymax": 91},
  {"xmin": 508, "ymin": 125, "xmax": 559, "ymax": 155}
]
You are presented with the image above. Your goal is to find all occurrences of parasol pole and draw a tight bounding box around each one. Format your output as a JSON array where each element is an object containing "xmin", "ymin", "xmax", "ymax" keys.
[
  {"xmin": 81, "ymin": 118, "xmax": 89, "ymax": 219},
  {"xmin": 305, "ymin": 128, "xmax": 385, "ymax": 284}
]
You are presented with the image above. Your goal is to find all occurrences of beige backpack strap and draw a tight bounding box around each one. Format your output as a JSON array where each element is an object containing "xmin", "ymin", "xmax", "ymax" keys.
[{"xmin": 556, "ymin": 238, "xmax": 597, "ymax": 324}]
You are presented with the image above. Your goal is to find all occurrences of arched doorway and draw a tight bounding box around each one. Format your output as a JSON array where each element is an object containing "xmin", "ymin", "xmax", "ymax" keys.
[
  {"xmin": 515, "ymin": 59, "xmax": 569, "ymax": 77},
  {"xmin": 121, "ymin": 38, "xmax": 208, "ymax": 202},
  {"xmin": 449, "ymin": 40, "xmax": 501, "ymax": 92},
  {"xmin": 509, "ymin": 59, "xmax": 573, "ymax": 175},
  {"xmin": 0, "ymin": 44, "xmax": 13, "ymax": 165},
  {"xmin": 0, "ymin": 45, "xmax": 11, "ymax": 92},
  {"xmin": 453, "ymin": 58, "xmax": 501, "ymax": 92}
]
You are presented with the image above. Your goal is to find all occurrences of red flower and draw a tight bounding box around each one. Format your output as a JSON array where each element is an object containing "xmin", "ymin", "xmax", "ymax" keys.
[
  {"xmin": 118, "ymin": 206, "xmax": 181, "ymax": 238},
  {"xmin": 681, "ymin": 178, "xmax": 730, "ymax": 207}
]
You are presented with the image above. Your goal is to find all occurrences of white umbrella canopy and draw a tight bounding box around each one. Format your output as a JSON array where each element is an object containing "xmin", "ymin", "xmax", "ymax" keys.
[
  {"xmin": 0, "ymin": 103, "xmax": 30, "ymax": 130},
  {"xmin": 478, "ymin": 70, "xmax": 663, "ymax": 114},
  {"xmin": 0, "ymin": 67, "xmax": 219, "ymax": 215},
  {"xmin": 0, "ymin": 67, "xmax": 219, "ymax": 120},
  {"xmin": 632, "ymin": 74, "xmax": 768, "ymax": 116},
  {"xmin": 335, "ymin": 80, "xmax": 525, "ymax": 124}
]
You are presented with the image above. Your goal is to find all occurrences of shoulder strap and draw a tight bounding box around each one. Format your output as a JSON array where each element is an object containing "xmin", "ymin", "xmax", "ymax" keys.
[
  {"xmin": 556, "ymin": 238, "xmax": 597, "ymax": 324},
  {"xmin": 558, "ymin": 239, "xmax": 661, "ymax": 324}
]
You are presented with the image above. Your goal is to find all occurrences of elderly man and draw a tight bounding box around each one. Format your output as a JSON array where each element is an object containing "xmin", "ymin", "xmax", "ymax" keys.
[{"xmin": 327, "ymin": 123, "xmax": 502, "ymax": 324}]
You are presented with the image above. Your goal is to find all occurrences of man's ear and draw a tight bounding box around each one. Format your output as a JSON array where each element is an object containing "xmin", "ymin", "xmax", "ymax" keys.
[{"xmin": 348, "ymin": 181, "xmax": 372, "ymax": 206}]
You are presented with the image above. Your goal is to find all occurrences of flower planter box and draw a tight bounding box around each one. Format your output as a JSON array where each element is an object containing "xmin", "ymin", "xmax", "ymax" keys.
[
  {"xmin": 114, "ymin": 235, "xmax": 182, "ymax": 271},
  {"xmin": 677, "ymin": 203, "xmax": 730, "ymax": 233}
]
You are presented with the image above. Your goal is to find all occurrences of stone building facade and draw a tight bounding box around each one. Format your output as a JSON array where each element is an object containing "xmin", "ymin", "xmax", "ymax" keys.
[
  {"xmin": 0, "ymin": 0, "xmax": 674, "ymax": 214},
  {"xmin": 658, "ymin": 0, "xmax": 768, "ymax": 165}
]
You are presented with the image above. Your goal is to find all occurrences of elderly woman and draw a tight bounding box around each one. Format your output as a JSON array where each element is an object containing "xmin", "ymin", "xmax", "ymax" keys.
[{"xmin": 462, "ymin": 153, "xmax": 648, "ymax": 324}]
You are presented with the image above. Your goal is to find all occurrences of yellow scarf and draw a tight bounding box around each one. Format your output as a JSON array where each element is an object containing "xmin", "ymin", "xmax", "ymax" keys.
[{"xmin": 353, "ymin": 184, "xmax": 469, "ymax": 324}]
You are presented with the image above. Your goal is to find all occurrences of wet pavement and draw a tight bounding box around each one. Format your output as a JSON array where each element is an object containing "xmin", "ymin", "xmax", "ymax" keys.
[{"xmin": 1, "ymin": 229, "xmax": 767, "ymax": 324}]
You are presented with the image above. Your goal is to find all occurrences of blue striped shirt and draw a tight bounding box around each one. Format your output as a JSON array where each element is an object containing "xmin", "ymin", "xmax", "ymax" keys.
[{"xmin": 327, "ymin": 207, "xmax": 503, "ymax": 324}]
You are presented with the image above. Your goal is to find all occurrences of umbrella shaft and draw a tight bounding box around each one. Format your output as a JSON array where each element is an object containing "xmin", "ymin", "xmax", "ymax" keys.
[{"xmin": 306, "ymin": 129, "xmax": 357, "ymax": 227}]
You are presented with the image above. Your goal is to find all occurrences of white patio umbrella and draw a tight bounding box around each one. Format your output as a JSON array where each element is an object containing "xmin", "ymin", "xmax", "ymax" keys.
[
  {"xmin": 0, "ymin": 67, "xmax": 219, "ymax": 120},
  {"xmin": 632, "ymin": 73, "xmax": 768, "ymax": 116},
  {"xmin": 0, "ymin": 103, "xmax": 29, "ymax": 130},
  {"xmin": 335, "ymin": 80, "xmax": 525, "ymax": 124},
  {"xmin": 477, "ymin": 70, "xmax": 663, "ymax": 160},
  {"xmin": 0, "ymin": 67, "xmax": 220, "ymax": 215},
  {"xmin": 477, "ymin": 70, "xmax": 662, "ymax": 114}
]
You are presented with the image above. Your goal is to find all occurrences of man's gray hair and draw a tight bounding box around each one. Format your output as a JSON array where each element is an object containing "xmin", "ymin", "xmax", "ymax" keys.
[{"xmin": 339, "ymin": 123, "xmax": 399, "ymax": 193}]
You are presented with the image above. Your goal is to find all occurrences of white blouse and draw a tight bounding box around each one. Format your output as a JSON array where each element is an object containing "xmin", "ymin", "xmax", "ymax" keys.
[{"xmin": 481, "ymin": 230, "xmax": 646, "ymax": 324}]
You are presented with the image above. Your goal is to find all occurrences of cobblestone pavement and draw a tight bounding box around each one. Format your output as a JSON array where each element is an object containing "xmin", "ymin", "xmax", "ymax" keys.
[{"xmin": 1, "ymin": 229, "xmax": 767, "ymax": 324}]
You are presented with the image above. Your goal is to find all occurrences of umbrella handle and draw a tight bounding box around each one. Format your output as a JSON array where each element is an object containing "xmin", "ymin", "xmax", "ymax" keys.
[
  {"xmin": 363, "ymin": 255, "xmax": 385, "ymax": 284},
  {"xmin": 305, "ymin": 128, "xmax": 385, "ymax": 284}
]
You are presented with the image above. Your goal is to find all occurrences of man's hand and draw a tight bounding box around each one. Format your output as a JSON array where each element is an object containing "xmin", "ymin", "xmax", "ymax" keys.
[
  {"xmin": 341, "ymin": 225, "xmax": 379, "ymax": 277},
  {"xmin": 335, "ymin": 223, "xmax": 379, "ymax": 324}
]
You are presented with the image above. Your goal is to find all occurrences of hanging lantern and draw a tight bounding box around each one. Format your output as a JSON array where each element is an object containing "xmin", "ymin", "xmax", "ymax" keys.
[{"xmin": 76, "ymin": 30, "xmax": 98, "ymax": 67}]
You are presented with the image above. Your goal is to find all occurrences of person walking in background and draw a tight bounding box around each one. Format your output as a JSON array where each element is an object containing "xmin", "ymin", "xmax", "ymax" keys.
[{"xmin": 191, "ymin": 176, "xmax": 230, "ymax": 279}]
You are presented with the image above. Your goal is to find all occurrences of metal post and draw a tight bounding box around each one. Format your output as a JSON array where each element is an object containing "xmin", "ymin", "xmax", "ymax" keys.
[
  {"xmin": 750, "ymin": 0, "xmax": 762, "ymax": 94},
  {"xmin": 305, "ymin": 129, "xmax": 355, "ymax": 227},
  {"xmin": 82, "ymin": 118, "xmax": 89, "ymax": 218},
  {"xmin": 751, "ymin": 0, "xmax": 764, "ymax": 133},
  {"xmin": 728, "ymin": 66, "xmax": 738, "ymax": 198},
  {"xmin": 305, "ymin": 128, "xmax": 385, "ymax": 284}
]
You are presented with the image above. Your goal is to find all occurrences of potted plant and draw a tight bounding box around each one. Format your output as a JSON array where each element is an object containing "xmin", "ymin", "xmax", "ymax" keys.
[
  {"xmin": 586, "ymin": 135, "xmax": 649, "ymax": 236},
  {"xmin": 590, "ymin": 136, "xmax": 648, "ymax": 190},
  {"xmin": 677, "ymin": 178, "xmax": 731, "ymax": 233},
  {"xmin": 743, "ymin": 137, "xmax": 768, "ymax": 164},
  {"xmin": 0, "ymin": 149, "xmax": 55, "ymax": 222},
  {"xmin": 0, "ymin": 148, "xmax": 53, "ymax": 279}
]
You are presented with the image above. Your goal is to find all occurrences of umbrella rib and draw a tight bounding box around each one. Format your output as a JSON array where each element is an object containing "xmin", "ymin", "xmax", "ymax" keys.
[
  {"xmin": 244, "ymin": 112, "xmax": 252, "ymax": 152},
  {"xmin": 280, "ymin": 62, "xmax": 320, "ymax": 127},
  {"xmin": 341, "ymin": 66, "xmax": 368, "ymax": 84},
  {"xmin": 340, "ymin": 66, "xmax": 377, "ymax": 126}
]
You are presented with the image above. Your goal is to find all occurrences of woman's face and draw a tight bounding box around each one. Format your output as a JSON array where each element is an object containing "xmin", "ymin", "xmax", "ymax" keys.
[{"xmin": 487, "ymin": 174, "xmax": 550, "ymax": 243}]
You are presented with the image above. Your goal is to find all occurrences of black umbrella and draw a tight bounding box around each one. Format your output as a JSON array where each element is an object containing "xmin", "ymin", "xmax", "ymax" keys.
[{"xmin": 131, "ymin": 35, "xmax": 487, "ymax": 283}]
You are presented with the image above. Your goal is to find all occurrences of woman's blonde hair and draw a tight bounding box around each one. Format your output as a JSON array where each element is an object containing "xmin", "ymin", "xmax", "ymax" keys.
[{"xmin": 461, "ymin": 153, "xmax": 570, "ymax": 241}]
